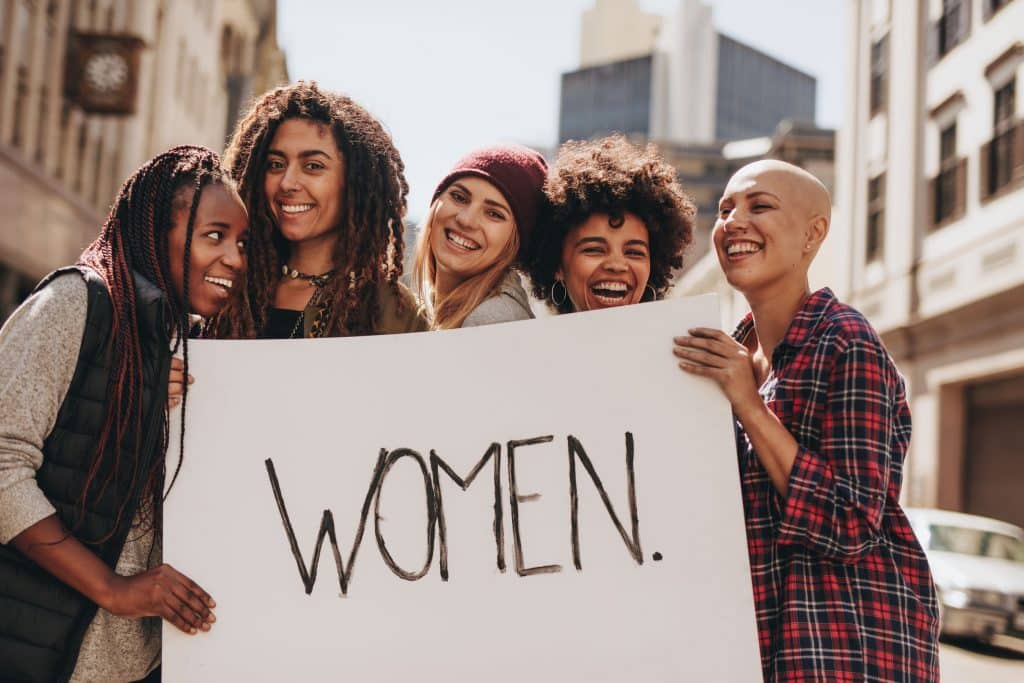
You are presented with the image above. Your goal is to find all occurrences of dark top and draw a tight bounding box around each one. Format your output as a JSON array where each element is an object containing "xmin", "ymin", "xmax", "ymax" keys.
[
  {"xmin": 263, "ymin": 308, "xmax": 303, "ymax": 339},
  {"xmin": 0, "ymin": 266, "xmax": 171, "ymax": 682}
]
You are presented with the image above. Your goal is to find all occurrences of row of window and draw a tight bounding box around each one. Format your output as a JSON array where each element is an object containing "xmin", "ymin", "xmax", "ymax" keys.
[
  {"xmin": 932, "ymin": 0, "xmax": 1015, "ymax": 63},
  {"xmin": 869, "ymin": 0, "xmax": 1017, "ymax": 117},
  {"xmin": 866, "ymin": 79, "xmax": 1021, "ymax": 263}
]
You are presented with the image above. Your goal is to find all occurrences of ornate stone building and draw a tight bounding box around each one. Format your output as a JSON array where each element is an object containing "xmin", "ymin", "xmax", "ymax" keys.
[{"xmin": 0, "ymin": 0, "xmax": 288, "ymax": 319}]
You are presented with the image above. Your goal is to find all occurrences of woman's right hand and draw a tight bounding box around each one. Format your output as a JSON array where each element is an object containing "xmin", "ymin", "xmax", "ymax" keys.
[
  {"xmin": 167, "ymin": 356, "xmax": 193, "ymax": 410},
  {"xmin": 105, "ymin": 564, "xmax": 216, "ymax": 635}
]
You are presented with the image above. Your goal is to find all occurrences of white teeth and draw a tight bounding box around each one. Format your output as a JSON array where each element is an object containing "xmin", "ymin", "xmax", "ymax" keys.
[
  {"xmin": 727, "ymin": 241, "xmax": 761, "ymax": 255},
  {"xmin": 592, "ymin": 281, "xmax": 627, "ymax": 292},
  {"xmin": 280, "ymin": 203, "xmax": 314, "ymax": 214},
  {"xmin": 446, "ymin": 230, "xmax": 480, "ymax": 250},
  {"xmin": 205, "ymin": 276, "xmax": 233, "ymax": 289}
]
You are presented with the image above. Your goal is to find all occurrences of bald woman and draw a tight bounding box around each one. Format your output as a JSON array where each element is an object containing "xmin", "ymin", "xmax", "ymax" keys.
[{"xmin": 674, "ymin": 161, "xmax": 940, "ymax": 682}]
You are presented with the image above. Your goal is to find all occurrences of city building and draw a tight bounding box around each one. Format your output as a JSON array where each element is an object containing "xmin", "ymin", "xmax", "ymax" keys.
[
  {"xmin": 0, "ymin": 0, "xmax": 288, "ymax": 320},
  {"xmin": 834, "ymin": 0, "xmax": 1024, "ymax": 526},
  {"xmin": 558, "ymin": 0, "xmax": 817, "ymax": 145}
]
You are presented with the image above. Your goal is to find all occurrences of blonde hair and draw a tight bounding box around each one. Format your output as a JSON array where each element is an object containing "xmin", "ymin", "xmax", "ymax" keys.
[{"xmin": 413, "ymin": 198, "xmax": 520, "ymax": 329}]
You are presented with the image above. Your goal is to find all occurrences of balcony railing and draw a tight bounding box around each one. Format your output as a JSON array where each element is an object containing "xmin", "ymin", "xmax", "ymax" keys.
[
  {"xmin": 980, "ymin": 120, "xmax": 1024, "ymax": 201},
  {"xmin": 929, "ymin": 157, "xmax": 967, "ymax": 228}
]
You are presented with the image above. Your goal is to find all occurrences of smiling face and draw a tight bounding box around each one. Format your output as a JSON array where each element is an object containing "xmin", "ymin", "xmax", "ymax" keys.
[
  {"xmin": 167, "ymin": 182, "xmax": 249, "ymax": 318},
  {"xmin": 263, "ymin": 117, "xmax": 345, "ymax": 249},
  {"xmin": 713, "ymin": 162, "xmax": 829, "ymax": 298},
  {"xmin": 557, "ymin": 212, "xmax": 651, "ymax": 312},
  {"xmin": 428, "ymin": 176, "xmax": 517, "ymax": 289}
]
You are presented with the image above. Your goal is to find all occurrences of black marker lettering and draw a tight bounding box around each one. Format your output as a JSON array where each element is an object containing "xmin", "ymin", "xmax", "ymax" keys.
[
  {"xmin": 373, "ymin": 449, "xmax": 436, "ymax": 581},
  {"xmin": 507, "ymin": 435, "xmax": 561, "ymax": 577},
  {"xmin": 265, "ymin": 453, "xmax": 387, "ymax": 595},
  {"xmin": 568, "ymin": 432, "xmax": 643, "ymax": 569},
  {"xmin": 430, "ymin": 443, "xmax": 504, "ymax": 580}
]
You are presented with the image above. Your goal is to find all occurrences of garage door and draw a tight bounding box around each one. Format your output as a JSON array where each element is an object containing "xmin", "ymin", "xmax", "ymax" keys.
[{"xmin": 965, "ymin": 373, "xmax": 1024, "ymax": 528}]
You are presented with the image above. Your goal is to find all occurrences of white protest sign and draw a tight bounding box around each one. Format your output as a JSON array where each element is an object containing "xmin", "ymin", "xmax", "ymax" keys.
[{"xmin": 164, "ymin": 295, "xmax": 762, "ymax": 682}]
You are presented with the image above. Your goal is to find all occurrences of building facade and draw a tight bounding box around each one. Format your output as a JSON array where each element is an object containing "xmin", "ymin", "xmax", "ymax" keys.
[
  {"xmin": 0, "ymin": 0, "xmax": 287, "ymax": 320},
  {"xmin": 835, "ymin": 0, "xmax": 1024, "ymax": 526},
  {"xmin": 558, "ymin": 0, "xmax": 817, "ymax": 145}
]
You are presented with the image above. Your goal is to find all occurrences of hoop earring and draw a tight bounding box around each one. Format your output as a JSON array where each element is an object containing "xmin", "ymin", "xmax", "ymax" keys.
[
  {"xmin": 645, "ymin": 284, "xmax": 658, "ymax": 301},
  {"xmin": 551, "ymin": 280, "xmax": 567, "ymax": 306}
]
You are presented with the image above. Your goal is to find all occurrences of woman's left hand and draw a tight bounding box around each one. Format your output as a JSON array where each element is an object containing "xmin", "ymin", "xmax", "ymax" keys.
[{"xmin": 673, "ymin": 328, "xmax": 761, "ymax": 415}]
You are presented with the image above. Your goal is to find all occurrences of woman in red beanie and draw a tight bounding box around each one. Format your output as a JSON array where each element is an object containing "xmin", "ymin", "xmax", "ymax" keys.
[{"xmin": 412, "ymin": 144, "xmax": 547, "ymax": 329}]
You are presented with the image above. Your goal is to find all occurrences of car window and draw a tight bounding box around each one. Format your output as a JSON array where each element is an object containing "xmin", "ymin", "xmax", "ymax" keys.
[{"xmin": 928, "ymin": 524, "xmax": 1024, "ymax": 562}]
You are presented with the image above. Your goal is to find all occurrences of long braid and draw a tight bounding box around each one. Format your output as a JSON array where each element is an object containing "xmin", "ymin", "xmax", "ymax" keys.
[
  {"xmin": 218, "ymin": 81, "xmax": 409, "ymax": 339},
  {"xmin": 75, "ymin": 145, "xmax": 230, "ymax": 543}
]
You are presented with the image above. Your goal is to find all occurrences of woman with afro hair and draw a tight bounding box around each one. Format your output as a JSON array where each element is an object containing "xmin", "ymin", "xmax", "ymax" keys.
[
  {"xmin": 524, "ymin": 135, "xmax": 695, "ymax": 314},
  {"xmin": 217, "ymin": 81, "xmax": 428, "ymax": 339},
  {"xmin": 0, "ymin": 146, "xmax": 245, "ymax": 681}
]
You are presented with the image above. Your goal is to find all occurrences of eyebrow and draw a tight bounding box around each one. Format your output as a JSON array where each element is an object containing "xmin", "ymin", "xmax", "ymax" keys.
[
  {"xmin": 625, "ymin": 239, "xmax": 649, "ymax": 248},
  {"xmin": 267, "ymin": 149, "xmax": 333, "ymax": 160},
  {"xmin": 718, "ymin": 190, "xmax": 782, "ymax": 208},
  {"xmin": 451, "ymin": 182, "xmax": 512, "ymax": 213},
  {"xmin": 575, "ymin": 236, "xmax": 608, "ymax": 247}
]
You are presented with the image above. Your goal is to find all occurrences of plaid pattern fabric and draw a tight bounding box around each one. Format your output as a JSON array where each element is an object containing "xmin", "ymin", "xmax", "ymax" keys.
[{"xmin": 733, "ymin": 288, "xmax": 940, "ymax": 682}]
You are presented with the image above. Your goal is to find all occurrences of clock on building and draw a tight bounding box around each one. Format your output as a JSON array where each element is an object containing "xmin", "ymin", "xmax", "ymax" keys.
[{"xmin": 65, "ymin": 33, "xmax": 145, "ymax": 115}]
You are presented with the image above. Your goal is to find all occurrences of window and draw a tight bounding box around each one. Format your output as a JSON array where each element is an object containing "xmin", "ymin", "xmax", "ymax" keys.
[
  {"xmin": 866, "ymin": 173, "xmax": 885, "ymax": 262},
  {"xmin": 994, "ymin": 79, "xmax": 1016, "ymax": 130},
  {"xmin": 983, "ymin": 0, "xmax": 1014, "ymax": 21},
  {"xmin": 870, "ymin": 35, "xmax": 889, "ymax": 116},
  {"xmin": 932, "ymin": 123, "xmax": 966, "ymax": 226},
  {"xmin": 937, "ymin": 0, "xmax": 970, "ymax": 58},
  {"xmin": 983, "ymin": 80, "xmax": 1019, "ymax": 197}
]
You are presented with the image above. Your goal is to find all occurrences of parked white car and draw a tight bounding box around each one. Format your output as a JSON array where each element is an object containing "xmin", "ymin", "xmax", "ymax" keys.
[{"xmin": 905, "ymin": 508, "xmax": 1024, "ymax": 642}]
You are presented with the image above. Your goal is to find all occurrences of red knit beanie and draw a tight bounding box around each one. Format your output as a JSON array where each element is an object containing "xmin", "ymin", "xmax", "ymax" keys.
[{"xmin": 432, "ymin": 144, "xmax": 548, "ymax": 243}]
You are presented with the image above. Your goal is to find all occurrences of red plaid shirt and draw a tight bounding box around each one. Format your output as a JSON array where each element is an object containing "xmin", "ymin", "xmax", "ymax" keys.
[{"xmin": 733, "ymin": 289, "xmax": 940, "ymax": 682}]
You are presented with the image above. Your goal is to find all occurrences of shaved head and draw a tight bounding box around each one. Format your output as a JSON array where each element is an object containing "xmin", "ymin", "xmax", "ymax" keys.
[
  {"xmin": 725, "ymin": 159, "xmax": 832, "ymax": 227},
  {"xmin": 713, "ymin": 160, "xmax": 833, "ymax": 296}
]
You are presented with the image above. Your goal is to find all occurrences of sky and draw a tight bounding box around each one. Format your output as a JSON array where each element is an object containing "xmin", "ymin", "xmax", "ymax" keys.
[{"xmin": 277, "ymin": 0, "xmax": 845, "ymax": 222}]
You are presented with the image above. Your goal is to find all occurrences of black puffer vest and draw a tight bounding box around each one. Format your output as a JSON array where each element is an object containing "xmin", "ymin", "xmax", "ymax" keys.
[{"xmin": 0, "ymin": 267, "xmax": 171, "ymax": 682}]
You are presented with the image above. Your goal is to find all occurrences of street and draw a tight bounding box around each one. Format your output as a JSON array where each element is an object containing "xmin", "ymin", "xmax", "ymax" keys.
[{"xmin": 940, "ymin": 635, "xmax": 1024, "ymax": 682}]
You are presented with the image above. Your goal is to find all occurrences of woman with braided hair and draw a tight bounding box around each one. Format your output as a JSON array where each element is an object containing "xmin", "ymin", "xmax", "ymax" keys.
[
  {"xmin": 217, "ymin": 81, "xmax": 427, "ymax": 339},
  {"xmin": 0, "ymin": 145, "xmax": 248, "ymax": 682},
  {"xmin": 523, "ymin": 135, "xmax": 695, "ymax": 314}
]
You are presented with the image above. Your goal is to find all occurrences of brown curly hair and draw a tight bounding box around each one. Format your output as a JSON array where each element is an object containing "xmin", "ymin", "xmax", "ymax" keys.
[
  {"xmin": 524, "ymin": 136, "xmax": 695, "ymax": 313},
  {"xmin": 216, "ymin": 81, "xmax": 408, "ymax": 337}
]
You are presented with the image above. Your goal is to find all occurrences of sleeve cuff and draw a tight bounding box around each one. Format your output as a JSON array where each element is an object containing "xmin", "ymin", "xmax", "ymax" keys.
[
  {"xmin": 776, "ymin": 446, "xmax": 828, "ymax": 547},
  {"xmin": 0, "ymin": 478, "xmax": 57, "ymax": 544}
]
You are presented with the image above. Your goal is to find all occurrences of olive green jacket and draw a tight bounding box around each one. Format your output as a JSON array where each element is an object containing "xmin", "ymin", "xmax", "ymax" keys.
[{"xmin": 299, "ymin": 280, "xmax": 428, "ymax": 337}]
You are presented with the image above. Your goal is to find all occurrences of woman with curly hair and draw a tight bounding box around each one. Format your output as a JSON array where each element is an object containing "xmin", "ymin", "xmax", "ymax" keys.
[
  {"xmin": 0, "ymin": 146, "xmax": 246, "ymax": 681},
  {"xmin": 524, "ymin": 135, "xmax": 695, "ymax": 313},
  {"xmin": 217, "ymin": 81, "xmax": 427, "ymax": 339},
  {"xmin": 413, "ymin": 144, "xmax": 547, "ymax": 329}
]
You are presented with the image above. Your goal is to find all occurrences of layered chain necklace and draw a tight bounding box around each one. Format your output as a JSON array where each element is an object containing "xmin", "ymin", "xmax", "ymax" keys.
[
  {"xmin": 281, "ymin": 263, "xmax": 338, "ymax": 339},
  {"xmin": 280, "ymin": 264, "xmax": 361, "ymax": 339}
]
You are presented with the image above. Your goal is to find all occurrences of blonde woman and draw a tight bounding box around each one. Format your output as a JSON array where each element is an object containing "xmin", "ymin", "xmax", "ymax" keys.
[{"xmin": 414, "ymin": 145, "xmax": 546, "ymax": 328}]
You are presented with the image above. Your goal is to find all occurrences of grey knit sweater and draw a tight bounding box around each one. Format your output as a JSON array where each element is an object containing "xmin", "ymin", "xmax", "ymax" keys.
[
  {"xmin": 0, "ymin": 273, "xmax": 160, "ymax": 682},
  {"xmin": 461, "ymin": 270, "xmax": 535, "ymax": 328}
]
